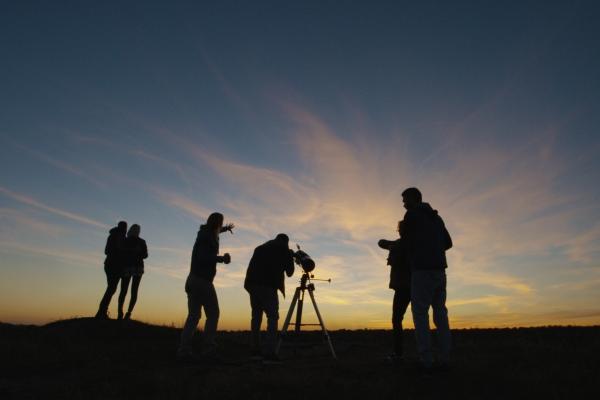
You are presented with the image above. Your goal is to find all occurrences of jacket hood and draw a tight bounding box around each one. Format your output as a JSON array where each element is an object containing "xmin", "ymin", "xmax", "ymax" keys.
[
  {"xmin": 415, "ymin": 202, "xmax": 439, "ymax": 218},
  {"xmin": 109, "ymin": 226, "xmax": 122, "ymax": 235}
]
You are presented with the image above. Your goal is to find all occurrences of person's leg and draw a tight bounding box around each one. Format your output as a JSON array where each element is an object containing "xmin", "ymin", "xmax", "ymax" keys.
[
  {"xmin": 126, "ymin": 275, "xmax": 142, "ymax": 316},
  {"xmin": 249, "ymin": 287, "xmax": 264, "ymax": 353},
  {"xmin": 97, "ymin": 268, "xmax": 120, "ymax": 317},
  {"xmin": 392, "ymin": 287, "xmax": 411, "ymax": 357},
  {"xmin": 178, "ymin": 275, "xmax": 203, "ymax": 357},
  {"xmin": 263, "ymin": 287, "xmax": 279, "ymax": 356},
  {"xmin": 431, "ymin": 271, "xmax": 451, "ymax": 365},
  {"xmin": 392, "ymin": 290, "xmax": 402, "ymax": 355},
  {"xmin": 201, "ymin": 280, "xmax": 220, "ymax": 354},
  {"xmin": 118, "ymin": 276, "xmax": 131, "ymax": 319},
  {"xmin": 411, "ymin": 271, "xmax": 434, "ymax": 368}
]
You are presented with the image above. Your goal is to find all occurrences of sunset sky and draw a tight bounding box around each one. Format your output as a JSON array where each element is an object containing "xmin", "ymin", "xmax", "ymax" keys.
[{"xmin": 1, "ymin": 1, "xmax": 599, "ymax": 329}]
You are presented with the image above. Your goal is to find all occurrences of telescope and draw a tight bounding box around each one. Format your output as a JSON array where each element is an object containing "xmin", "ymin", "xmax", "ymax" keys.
[
  {"xmin": 292, "ymin": 244, "xmax": 315, "ymax": 273},
  {"xmin": 279, "ymin": 244, "xmax": 336, "ymax": 359}
]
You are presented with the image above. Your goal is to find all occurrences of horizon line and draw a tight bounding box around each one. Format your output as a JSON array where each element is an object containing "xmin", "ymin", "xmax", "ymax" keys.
[{"xmin": 3, "ymin": 317, "xmax": 599, "ymax": 331}]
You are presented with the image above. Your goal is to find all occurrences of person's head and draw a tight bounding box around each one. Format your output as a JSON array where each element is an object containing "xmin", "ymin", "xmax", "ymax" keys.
[
  {"xmin": 402, "ymin": 187, "xmax": 422, "ymax": 210},
  {"xmin": 128, "ymin": 224, "xmax": 140, "ymax": 238},
  {"xmin": 275, "ymin": 233, "xmax": 289, "ymax": 247},
  {"xmin": 397, "ymin": 220, "xmax": 405, "ymax": 238},
  {"xmin": 205, "ymin": 212, "xmax": 224, "ymax": 237},
  {"xmin": 117, "ymin": 220, "xmax": 127, "ymax": 233}
]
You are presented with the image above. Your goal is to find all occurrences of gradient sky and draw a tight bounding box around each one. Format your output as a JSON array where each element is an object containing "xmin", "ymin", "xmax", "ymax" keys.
[{"xmin": 1, "ymin": 1, "xmax": 599, "ymax": 329}]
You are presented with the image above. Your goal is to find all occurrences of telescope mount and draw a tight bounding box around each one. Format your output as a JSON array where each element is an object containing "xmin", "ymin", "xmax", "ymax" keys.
[{"xmin": 276, "ymin": 272, "xmax": 337, "ymax": 359}]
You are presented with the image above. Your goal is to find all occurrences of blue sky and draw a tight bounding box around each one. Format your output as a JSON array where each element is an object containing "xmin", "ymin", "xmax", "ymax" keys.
[{"xmin": 1, "ymin": 1, "xmax": 599, "ymax": 328}]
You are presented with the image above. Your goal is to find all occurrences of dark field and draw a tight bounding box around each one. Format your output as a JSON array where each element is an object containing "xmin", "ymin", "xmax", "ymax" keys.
[{"xmin": 0, "ymin": 319, "xmax": 598, "ymax": 399}]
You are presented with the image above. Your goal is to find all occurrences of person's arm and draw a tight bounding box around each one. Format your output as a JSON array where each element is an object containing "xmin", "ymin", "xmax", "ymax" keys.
[
  {"xmin": 220, "ymin": 223, "xmax": 235, "ymax": 234},
  {"xmin": 378, "ymin": 239, "xmax": 395, "ymax": 250},
  {"xmin": 141, "ymin": 240, "xmax": 148, "ymax": 259},
  {"xmin": 284, "ymin": 248, "xmax": 295, "ymax": 277},
  {"xmin": 104, "ymin": 236, "xmax": 112, "ymax": 256},
  {"xmin": 442, "ymin": 222, "xmax": 453, "ymax": 250}
]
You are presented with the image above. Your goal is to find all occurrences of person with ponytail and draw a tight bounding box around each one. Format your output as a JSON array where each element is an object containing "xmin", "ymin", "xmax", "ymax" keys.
[{"xmin": 177, "ymin": 212, "xmax": 234, "ymax": 363}]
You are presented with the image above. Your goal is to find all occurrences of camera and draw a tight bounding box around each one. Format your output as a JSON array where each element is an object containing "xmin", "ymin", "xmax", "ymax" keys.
[{"xmin": 292, "ymin": 245, "xmax": 315, "ymax": 273}]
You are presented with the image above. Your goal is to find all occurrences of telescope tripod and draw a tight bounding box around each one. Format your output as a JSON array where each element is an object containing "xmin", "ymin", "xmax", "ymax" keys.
[{"xmin": 276, "ymin": 273, "xmax": 337, "ymax": 359}]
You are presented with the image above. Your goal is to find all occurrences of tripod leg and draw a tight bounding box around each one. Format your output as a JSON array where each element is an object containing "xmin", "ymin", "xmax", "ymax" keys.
[
  {"xmin": 295, "ymin": 290, "xmax": 304, "ymax": 333},
  {"xmin": 308, "ymin": 289, "xmax": 337, "ymax": 359},
  {"xmin": 276, "ymin": 287, "xmax": 300, "ymax": 355}
]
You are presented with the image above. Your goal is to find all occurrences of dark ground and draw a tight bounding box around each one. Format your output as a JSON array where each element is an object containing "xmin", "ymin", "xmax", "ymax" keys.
[{"xmin": 0, "ymin": 319, "xmax": 598, "ymax": 399}]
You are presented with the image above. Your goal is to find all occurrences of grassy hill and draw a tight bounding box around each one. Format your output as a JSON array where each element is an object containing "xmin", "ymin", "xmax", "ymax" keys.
[{"xmin": 0, "ymin": 318, "xmax": 598, "ymax": 399}]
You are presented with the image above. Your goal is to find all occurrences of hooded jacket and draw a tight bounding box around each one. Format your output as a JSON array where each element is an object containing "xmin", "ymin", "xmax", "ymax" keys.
[
  {"xmin": 190, "ymin": 225, "xmax": 221, "ymax": 282},
  {"xmin": 403, "ymin": 202, "xmax": 452, "ymax": 271},
  {"xmin": 104, "ymin": 226, "xmax": 126, "ymax": 272},
  {"xmin": 244, "ymin": 239, "xmax": 295, "ymax": 296}
]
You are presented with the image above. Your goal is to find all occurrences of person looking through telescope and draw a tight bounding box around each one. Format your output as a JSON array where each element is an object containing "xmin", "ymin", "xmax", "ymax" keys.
[{"xmin": 244, "ymin": 233, "xmax": 294, "ymax": 363}]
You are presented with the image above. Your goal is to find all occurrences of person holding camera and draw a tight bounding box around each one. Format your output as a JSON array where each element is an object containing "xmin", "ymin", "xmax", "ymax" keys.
[
  {"xmin": 378, "ymin": 220, "xmax": 411, "ymax": 364},
  {"xmin": 244, "ymin": 233, "xmax": 295, "ymax": 362},
  {"xmin": 177, "ymin": 212, "xmax": 234, "ymax": 363}
]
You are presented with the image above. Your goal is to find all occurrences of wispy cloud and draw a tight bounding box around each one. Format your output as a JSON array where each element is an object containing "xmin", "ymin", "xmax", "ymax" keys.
[
  {"xmin": 129, "ymin": 149, "xmax": 193, "ymax": 190},
  {"xmin": 0, "ymin": 207, "xmax": 67, "ymax": 237},
  {"xmin": 190, "ymin": 147, "xmax": 321, "ymax": 235},
  {"xmin": 152, "ymin": 188, "xmax": 214, "ymax": 222},
  {"xmin": 151, "ymin": 246, "xmax": 189, "ymax": 257},
  {"xmin": 447, "ymin": 295, "xmax": 511, "ymax": 308},
  {"xmin": 0, "ymin": 240, "xmax": 101, "ymax": 268},
  {"xmin": 12, "ymin": 142, "xmax": 107, "ymax": 189},
  {"xmin": 564, "ymin": 222, "xmax": 600, "ymax": 264},
  {"xmin": 194, "ymin": 44, "xmax": 255, "ymax": 119},
  {"xmin": 0, "ymin": 186, "xmax": 107, "ymax": 229}
]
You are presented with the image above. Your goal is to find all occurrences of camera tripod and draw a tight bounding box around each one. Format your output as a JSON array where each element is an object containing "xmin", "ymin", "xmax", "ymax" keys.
[{"xmin": 276, "ymin": 272, "xmax": 337, "ymax": 359}]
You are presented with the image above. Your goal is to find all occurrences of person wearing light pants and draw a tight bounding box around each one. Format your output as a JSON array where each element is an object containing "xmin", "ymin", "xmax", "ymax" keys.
[
  {"xmin": 177, "ymin": 212, "xmax": 234, "ymax": 362},
  {"xmin": 411, "ymin": 270, "xmax": 451, "ymax": 368},
  {"xmin": 401, "ymin": 187, "xmax": 453, "ymax": 370}
]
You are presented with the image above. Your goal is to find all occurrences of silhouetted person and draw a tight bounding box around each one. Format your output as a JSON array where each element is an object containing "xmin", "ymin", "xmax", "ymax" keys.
[
  {"xmin": 402, "ymin": 187, "xmax": 453, "ymax": 371},
  {"xmin": 117, "ymin": 224, "xmax": 148, "ymax": 320},
  {"xmin": 378, "ymin": 220, "xmax": 410, "ymax": 363},
  {"xmin": 95, "ymin": 221, "xmax": 127, "ymax": 319},
  {"xmin": 244, "ymin": 234, "xmax": 294, "ymax": 362},
  {"xmin": 177, "ymin": 212, "xmax": 234, "ymax": 363}
]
